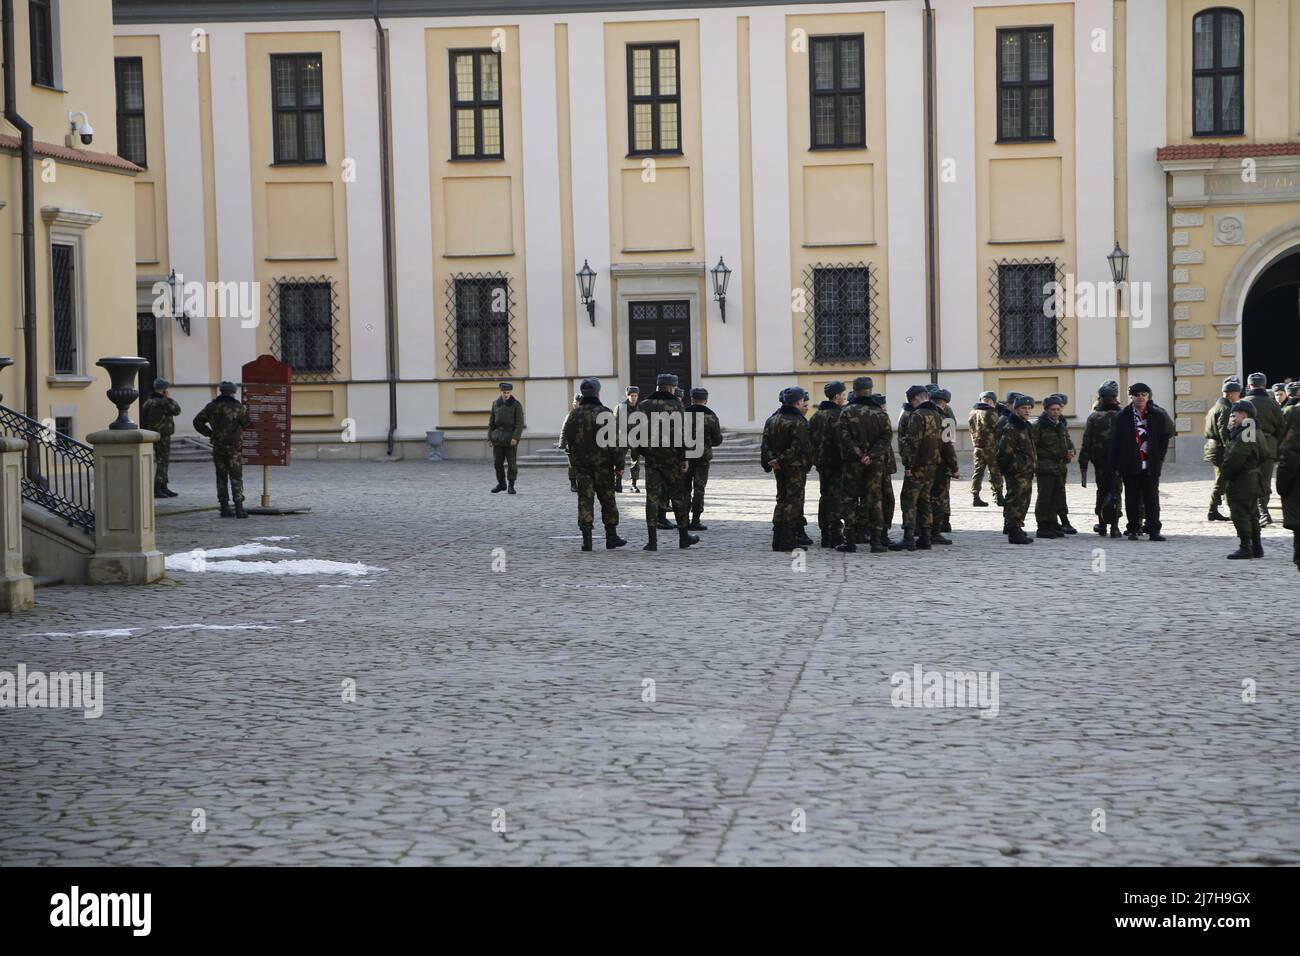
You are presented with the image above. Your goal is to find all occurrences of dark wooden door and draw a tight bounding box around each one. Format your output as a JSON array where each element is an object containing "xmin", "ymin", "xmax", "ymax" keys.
[
  {"xmin": 136, "ymin": 311, "xmax": 158, "ymax": 414},
  {"xmin": 629, "ymin": 300, "xmax": 691, "ymax": 397}
]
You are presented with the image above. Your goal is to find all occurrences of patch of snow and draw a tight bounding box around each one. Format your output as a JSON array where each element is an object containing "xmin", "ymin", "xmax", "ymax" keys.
[
  {"xmin": 159, "ymin": 623, "xmax": 282, "ymax": 631},
  {"xmin": 169, "ymin": 557, "xmax": 383, "ymax": 576},
  {"xmin": 22, "ymin": 628, "xmax": 138, "ymax": 638},
  {"xmin": 252, "ymin": 535, "xmax": 297, "ymax": 542}
]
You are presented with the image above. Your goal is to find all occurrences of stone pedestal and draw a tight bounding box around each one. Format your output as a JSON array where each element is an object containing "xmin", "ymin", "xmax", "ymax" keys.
[
  {"xmin": 87, "ymin": 429, "xmax": 165, "ymax": 585},
  {"xmin": 0, "ymin": 436, "xmax": 35, "ymax": 610}
]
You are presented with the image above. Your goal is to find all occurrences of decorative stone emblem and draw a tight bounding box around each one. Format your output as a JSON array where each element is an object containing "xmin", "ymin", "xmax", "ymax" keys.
[
  {"xmin": 1172, "ymin": 212, "xmax": 1204, "ymax": 228},
  {"xmin": 1173, "ymin": 305, "xmax": 1191, "ymax": 321},
  {"xmin": 1212, "ymin": 361, "xmax": 1236, "ymax": 375},
  {"xmin": 1173, "ymin": 249, "xmax": 1204, "ymax": 264},
  {"xmin": 1212, "ymin": 214, "xmax": 1245, "ymax": 246},
  {"xmin": 1172, "ymin": 231, "xmax": 1190, "ymax": 247},
  {"xmin": 1172, "ymin": 268, "xmax": 1189, "ymax": 284}
]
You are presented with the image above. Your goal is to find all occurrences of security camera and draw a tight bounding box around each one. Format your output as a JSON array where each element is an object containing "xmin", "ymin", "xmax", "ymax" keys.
[{"xmin": 66, "ymin": 111, "xmax": 93, "ymax": 147}]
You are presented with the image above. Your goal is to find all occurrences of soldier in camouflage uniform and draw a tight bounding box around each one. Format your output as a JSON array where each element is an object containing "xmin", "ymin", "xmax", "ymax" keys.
[
  {"xmin": 1276, "ymin": 391, "xmax": 1300, "ymax": 574},
  {"xmin": 1284, "ymin": 382, "xmax": 1300, "ymax": 417},
  {"xmin": 683, "ymin": 386, "xmax": 722, "ymax": 530},
  {"xmin": 560, "ymin": 378, "xmax": 626, "ymax": 552},
  {"xmin": 997, "ymin": 394, "xmax": 1037, "ymax": 544},
  {"xmin": 141, "ymin": 377, "xmax": 181, "ymax": 499},
  {"xmin": 868, "ymin": 393, "xmax": 897, "ymax": 546},
  {"xmin": 968, "ymin": 390, "xmax": 1003, "ymax": 508},
  {"xmin": 892, "ymin": 390, "xmax": 919, "ymax": 549},
  {"xmin": 193, "ymin": 381, "xmax": 251, "ymax": 518},
  {"xmin": 892, "ymin": 385, "xmax": 955, "ymax": 551},
  {"xmin": 1045, "ymin": 393, "xmax": 1077, "ymax": 533},
  {"xmin": 1274, "ymin": 383, "xmax": 1290, "ymax": 409},
  {"xmin": 762, "ymin": 387, "xmax": 814, "ymax": 552},
  {"xmin": 635, "ymin": 373, "xmax": 699, "ymax": 551},
  {"xmin": 1242, "ymin": 371, "xmax": 1285, "ymax": 525},
  {"xmin": 617, "ymin": 386, "xmax": 641, "ymax": 492},
  {"xmin": 927, "ymin": 386, "xmax": 959, "ymax": 538},
  {"xmin": 1203, "ymin": 377, "xmax": 1240, "ymax": 522},
  {"xmin": 809, "ymin": 380, "xmax": 848, "ymax": 548},
  {"xmin": 1031, "ymin": 395, "xmax": 1073, "ymax": 538},
  {"xmin": 561, "ymin": 392, "xmax": 581, "ymax": 492},
  {"xmin": 837, "ymin": 377, "xmax": 893, "ymax": 554},
  {"xmin": 1221, "ymin": 400, "xmax": 1264, "ymax": 560},
  {"xmin": 1078, "ymin": 381, "xmax": 1124, "ymax": 538}
]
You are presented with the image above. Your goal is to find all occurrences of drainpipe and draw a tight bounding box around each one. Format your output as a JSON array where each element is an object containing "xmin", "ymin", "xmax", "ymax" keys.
[
  {"xmin": 2, "ymin": 0, "xmax": 39, "ymax": 419},
  {"xmin": 922, "ymin": 0, "xmax": 940, "ymax": 384},
  {"xmin": 374, "ymin": 1, "xmax": 398, "ymax": 456}
]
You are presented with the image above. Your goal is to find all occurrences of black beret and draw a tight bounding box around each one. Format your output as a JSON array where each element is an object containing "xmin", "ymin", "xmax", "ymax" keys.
[
  {"xmin": 906, "ymin": 384, "xmax": 929, "ymax": 400},
  {"xmin": 690, "ymin": 387, "xmax": 708, "ymax": 400},
  {"xmin": 824, "ymin": 381, "xmax": 846, "ymax": 398},
  {"xmin": 1129, "ymin": 382, "xmax": 1151, "ymax": 395},
  {"xmin": 579, "ymin": 377, "xmax": 601, "ymax": 395},
  {"xmin": 218, "ymin": 381, "xmax": 238, "ymax": 394}
]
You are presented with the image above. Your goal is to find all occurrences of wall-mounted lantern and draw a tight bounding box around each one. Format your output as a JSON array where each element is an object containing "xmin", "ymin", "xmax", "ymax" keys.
[
  {"xmin": 576, "ymin": 259, "xmax": 597, "ymax": 326},
  {"xmin": 710, "ymin": 256, "xmax": 732, "ymax": 322},
  {"xmin": 1106, "ymin": 242, "xmax": 1129, "ymax": 310},
  {"xmin": 166, "ymin": 269, "xmax": 192, "ymax": 336}
]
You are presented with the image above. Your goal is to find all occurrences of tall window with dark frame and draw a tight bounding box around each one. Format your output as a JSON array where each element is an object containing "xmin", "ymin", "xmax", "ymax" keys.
[
  {"xmin": 809, "ymin": 35, "xmax": 865, "ymax": 149},
  {"xmin": 51, "ymin": 243, "xmax": 77, "ymax": 375},
  {"xmin": 114, "ymin": 57, "xmax": 147, "ymax": 168},
  {"xmin": 996, "ymin": 26, "xmax": 1052, "ymax": 142},
  {"xmin": 29, "ymin": 0, "xmax": 55, "ymax": 87},
  {"xmin": 277, "ymin": 282, "xmax": 334, "ymax": 373},
  {"xmin": 270, "ymin": 53, "xmax": 325, "ymax": 164},
  {"xmin": 1192, "ymin": 8, "xmax": 1244, "ymax": 136},
  {"xmin": 450, "ymin": 49, "xmax": 503, "ymax": 160},
  {"xmin": 997, "ymin": 261, "xmax": 1057, "ymax": 359},
  {"xmin": 811, "ymin": 266, "xmax": 871, "ymax": 363},
  {"xmin": 453, "ymin": 277, "xmax": 510, "ymax": 370},
  {"xmin": 627, "ymin": 43, "xmax": 681, "ymax": 155}
]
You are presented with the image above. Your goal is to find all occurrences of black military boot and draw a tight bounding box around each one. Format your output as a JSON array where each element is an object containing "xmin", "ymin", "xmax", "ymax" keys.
[
  {"xmin": 581, "ymin": 529, "xmax": 593, "ymax": 551},
  {"xmin": 1251, "ymin": 533, "xmax": 1264, "ymax": 558},
  {"xmin": 879, "ymin": 528, "xmax": 894, "ymax": 548},
  {"xmin": 656, "ymin": 509, "xmax": 675, "ymax": 530},
  {"xmin": 1059, "ymin": 518, "xmax": 1077, "ymax": 535},
  {"xmin": 631, "ymin": 478, "xmax": 640, "ymax": 493},
  {"xmin": 507, "ymin": 480, "xmax": 516, "ymax": 495},
  {"xmin": 219, "ymin": 502, "xmax": 234, "ymax": 518},
  {"xmin": 773, "ymin": 524, "xmax": 793, "ymax": 553},
  {"xmin": 605, "ymin": 525, "xmax": 627, "ymax": 549},
  {"xmin": 155, "ymin": 484, "xmax": 169, "ymax": 500},
  {"xmin": 1037, "ymin": 525, "xmax": 1060, "ymax": 539},
  {"xmin": 1226, "ymin": 537, "xmax": 1253, "ymax": 559},
  {"xmin": 1093, "ymin": 522, "xmax": 1105, "ymax": 534},
  {"xmin": 993, "ymin": 488, "xmax": 1006, "ymax": 507},
  {"xmin": 615, "ymin": 474, "xmax": 623, "ymax": 493},
  {"xmin": 643, "ymin": 523, "xmax": 658, "ymax": 551},
  {"xmin": 491, "ymin": 467, "xmax": 507, "ymax": 493},
  {"xmin": 1207, "ymin": 503, "xmax": 1230, "ymax": 522},
  {"xmin": 570, "ymin": 477, "xmax": 579, "ymax": 493},
  {"xmin": 1008, "ymin": 527, "xmax": 1033, "ymax": 544},
  {"xmin": 973, "ymin": 494, "xmax": 989, "ymax": 507},
  {"xmin": 835, "ymin": 532, "xmax": 857, "ymax": 553},
  {"xmin": 234, "ymin": 502, "xmax": 248, "ymax": 519},
  {"xmin": 915, "ymin": 529, "xmax": 932, "ymax": 550},
  {"xmin": 941, "ymin": 519, "xmax": 952, "ymax": 533},
  {"xmin": 889, "ymin": 527, "xmax": 914, "ymax": 552},
  {"xmin": 1109, "ymin": 523, "xmax": 1122, "ymax": 538},
  {"xmin": 688, "ymin": 512, "xmax": 707, "ymax": 531},
  {"xmin": 793, "ymin": 525, "xmax": 813, "ymax": 547},
  {"xmin": 163, "ymin": 486, "xmax": 179, "ymax": 498},
  {"xmin": 930, "ymin": 527, "xmax": 953, "ymax": 545},
  {"xmin": 869, "ymin": 530, "xmax": 888, "ymax": 554},
  {"xmin": 1125, "ymin": 528, "xmax": 1140, "ymax": 541},
  {"xmin": 1260, "ymin": 504, "xmax": 1273, "ymax": 526},
  {"xmin": 679, "ymin": 527, "xmax": 700, "ymax": 549}
]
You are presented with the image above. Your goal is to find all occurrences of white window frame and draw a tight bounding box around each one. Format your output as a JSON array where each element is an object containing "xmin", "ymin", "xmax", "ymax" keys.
[{"xmin": 41, "ymin": 206, "xmax": 102, "ymax": 385}]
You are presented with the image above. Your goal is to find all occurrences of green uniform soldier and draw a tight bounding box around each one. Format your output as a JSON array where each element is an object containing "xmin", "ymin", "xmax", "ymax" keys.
[
  {"xmin": 867, "ymin": 393, "xmax": 897, "ymax": 546},
  {"xmin": 560, "ymin": 378, "xmax": 626, "ymax": 552},
  {"xmin": 617, "ymin": 386, "xmax": 641, "ymax": 492},
  {"xmin": 636, "ymin": 373, "xmax": 698, "ymax": 551},
  {"xmin": 560, "ymin": 392, "xmax": 581, "ymax": 493},
  {"xmin": 1045, "ymin": 393, "xmax": 1077, "ymax": 533},
  {"xmin": 1221, "ymin": 400, "xmax": 1265, "ymax": 560},
  {"xmin": 141, "ymin": 377, "xmax": 181, "ymax": 499},
  {"xmin": 893, "ymin": 393, "xmax": 918, "ymax": 548},
  {"xmin": 1275, "ymin": 393, "xmax": 1300, "ymax": 573},
  {"xmin": 1203, "ymin": 377, "xmax": 1240, "ymax": 522},
  {"xmin": 1242, "ymin": 371, "xmax": 1284, "ymax": 525},
  {"xmin": 809, "ymin": 380, "xmax": 848, "ymax": 548},
  {"xmin": 762, "ymin": 386, "xmax": 814, "ymax": 552},
  {"xmin": 837, "ymin": 377, "xmax": 891, "ymax": 554},
  {"xmin": 1031, "ymin": 395, "xmax": 1072, "ymax": 538},
  {"xmin": 1282, "ymin": 381, "xmax": 1300, "ymax": 417},
  {"xmin": 968, "ymin": 390, "xmax": 1004, "ymax": 508},
  {"xmin": 893, "ymin": 385, "xmax": 956, "ymax": 551},
  {"xmin": 1273, "ymin": 383, "xmax": 1289, "ymax": 410},
  {"xmin": 997, "ymin": 394, "xmax": 1037, "ymax": 544},
  {"xmin": 683, "ymin": 387, "xmax": 722, "ymax": 531},
  {"xmin": 1078, "ymin": 381, "xmax": 1124, "ymax": 538},
  {"xmin": 926, "ymin": 386, "xmax": 959, "ymax": 537},
  {"xmin": 192, "ymin": 381, "xmax": 251, "ymax": 518},
  {"xmin": 488, "ymin": 381, "xmax": 525, "ymax": 494}
]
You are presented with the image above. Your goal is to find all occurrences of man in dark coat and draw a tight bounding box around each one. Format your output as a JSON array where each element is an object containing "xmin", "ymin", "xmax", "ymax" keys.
[
  {"xmin": 1108, "ymin": 382, "xmax": 1170, "ymax": 541},
  {"xmin": 1078, "ymin": 380, "xmax": 1123, "ymax": 538}
]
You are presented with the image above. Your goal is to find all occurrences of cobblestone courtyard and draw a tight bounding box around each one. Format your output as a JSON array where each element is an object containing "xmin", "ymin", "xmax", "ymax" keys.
[{"xmin": 2, "ymin": 457, "xmax": 1297, "ymax": 866}]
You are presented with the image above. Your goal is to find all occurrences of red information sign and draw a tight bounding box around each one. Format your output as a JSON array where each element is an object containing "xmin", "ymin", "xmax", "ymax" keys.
[{"xmin": 241, "ymin": 354, "xmax": 292, "ymax": 467}]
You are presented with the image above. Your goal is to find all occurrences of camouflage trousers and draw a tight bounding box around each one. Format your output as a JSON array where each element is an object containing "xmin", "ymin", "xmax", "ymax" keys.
[
  {"xmin": 773, "ymin": 466, "xmax": 808, "ymax": 527},
  {"xmin": 1034, "ymin": 473, "xmax": 1064, "ymax": 527},
  {"xmin": 817, "ymin": 465, "xmax": 844, "ymax": 533},
  {"xmin": 575, "ymin": 466, "xmax": 619, "ymax": 531},
  {"xmin": 213, "ymin": 449, "xmax": 245, "ymax": 505},
  {"xmin": 971, "ymin": 446, "xmax": 1002, "ymax": 498},
  {"xmin": 840, "ymin": 461, "xmax": 887, "ymax": 533},
  {"xmin": 644, "ymin": 458, "xmax": 688, "ymax": 526},
  {"xmin": 154, "ymin": 435, "xmax": 172, "ymax": 488},
  {"xmin": 625, "ymin": 450, "xmax": 641, "ymax": 483},
  {"xmin": 930, "ymin": 467, "xmax": 951, "ymax": 529},
  {"xmin": 1002, "ymin": 472, "xmax": 1033, "ymax": 530},
  {"xmin": 1092, "ymin": 469, "xmax": 1124, "ymax": 524},
  {"xmin": 881, "ymin": 470, "xmax": 895, "ymax": 529},
  {"xmin": 900, "ymin": 464, "xmax": 937, "ymax": 531},
  {"xmin": 685, "ymin": 459, "xmax": 710, "ymax": 514}
]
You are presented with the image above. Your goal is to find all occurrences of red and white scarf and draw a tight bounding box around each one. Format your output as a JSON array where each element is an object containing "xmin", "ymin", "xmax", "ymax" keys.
[{"xmin": 1133, "ymin": 406, "xmax": 1148, "ymax": 470}]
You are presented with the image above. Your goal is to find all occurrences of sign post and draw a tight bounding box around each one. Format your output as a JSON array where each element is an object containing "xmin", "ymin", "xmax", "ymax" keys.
[{"xmin": 240, "ymin": 354, "xmax": 309, "ymax": 515}]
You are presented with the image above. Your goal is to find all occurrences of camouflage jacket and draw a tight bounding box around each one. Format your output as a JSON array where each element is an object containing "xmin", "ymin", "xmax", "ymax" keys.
[
  {"xmin": 683, "ymin": 404, "xmax": 723, "ymax": 463},
  {"xmin": 996, "ymin": 413, "xmax": 1037, "ymax": 479},
  {"xmin": 867, "ymin": 397, "xmax": 897, "ymax": 473},
  {"xmin": 141, "ymin": 394, "xmax": 181, "ymax": 438},
  {"xmin": 1277, "ymin": 406, "xmax": 1300, "ymax": 527},
  {"xmin": 967, "ymin": 403, "xmax": 999, "ymax": 451},
  {"xmin": 1078, "ymin": 400, "xmax": 1121, "ymax": 472},
  {"xmin": 1202, "ymin": 396, "xmax": 1233, "ymax": 464},
  {"xmin": 193, "ymin": 395, "xmax": 250, "ymax": 455},
  {"xmin": 901, "ymin": 401, "xmax": 957, "ymax": 472},
  {"xmin": 487, "ymin": 396, "xmax": 525, "ymax": 446},
  {"xmin": 761, "ymin": 406, "xmax": 814, "ymax": 474},
  {"xmin": 808, "ymin": 401, "xmax": 844, "ymax": 470},
  {"xmin": 1031, "ymin": 413, "xmax": 1072, "ymax": 477},
  {"xmin": 1243, "ymin": 388, "xmax": 1285, "ymax": 460},
  {"xmin": 562, "ymin": 396, "xmax": 621, "ymax": 471},
  {"xmin": 636, "ymin": 389, "xmax": 687, "ymax": 466},
  {"xmin": 1220, "ymin": 423, "xmax": 1264, "ymax": 499},
  {"xmin": 839, "ymin": 396, "xmax": 891, "ymax": 468}
]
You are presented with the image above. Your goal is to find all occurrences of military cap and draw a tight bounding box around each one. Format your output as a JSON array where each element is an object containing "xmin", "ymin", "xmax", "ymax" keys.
[
  {"xmin": 1222, "ymin": 378, "xmax": 1242, "ymax": 393},
  {"xmin": 906, "ymin": 384, "xmax": 930, "ymax": 401},
  {"xmin": 1043, "ymin": 394, "xmax": 1064, "ymax": 408},
  {"xmin": 153, "ymin": 378, "xmax": 170, "ymax": 391},
  {"xmin": 782, "ymin": 386, "xmax": 809, "ymax": 404},
  {"xmin": 1054, "ymin": 392, "xmax": 1069, "ymax": 406},
  {"xmin": 498, "ymin": 381, "xmax": 513, "ymax": 391},
  {"xmin": 690, "ymin": 387, "xmax": 708, "ymax": 400},
  {"xmin": 625, "ymin": 385, "xmax": 639, "ymax": 395},
  {"xmin": 925, "ymin": 383, "xmax": 941, "ymax": 394},
  {"xmin": 1247, "ymin": 372, "xmax": 1267, "ymax": 387},
  {"xmin": 1273, "ymin": 383, "xmax": 1288, "ymax": 395},
  {"xmin": 868, "ymin": 393, "xmax": 887, "ymax": 407},
  {"xmin": 851, "ymin": 375, "xmax": 873, "ymax": 392},
  {"xmin": 579, "ymin": 377, "xmax": 601, "ymax": 395},
  {"xmin": 1128, "ymin": 382, "xmax": 1151, "ymax": 395},
  {"xmin": 1013, "ymin": 394, "xmax": 1035, "ymax": 409},
  {"xmin": 824, "ymin": 380, "xmax": 846, "ymax": 398},
  {"xmin": 656, "ymin": 373, "xmax": 678, "ymax": 387},
  {"xmin": 1288, "ymin": 383, "xmax": 1300, "ymax": 396},
  {"xmin": 979, "ymin": 390, "xmax": 997, "ymax": 402},
  {"xmin": 218, "ymin": 381, "xmax": 238, "ymax": 395},
  {"xmin": 1098, "ymin": 380, "xmax": 1120, "ymax": 398},
  {"xmin": 1005, "ymin": 389, "xmax": 1022, "ymax": 403},
  {"xmin": 931, "ymin": 388, "xmax": 952, "ymax": 403},
  {"xmin": 1230, "ymin": 400, "xmax": 1256, "ymax": 417}
]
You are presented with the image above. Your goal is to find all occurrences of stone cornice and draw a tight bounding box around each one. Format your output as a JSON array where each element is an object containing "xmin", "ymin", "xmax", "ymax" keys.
[{"xmin": 40, "ymin": 207, "xmax": 104, "ymax": 229}]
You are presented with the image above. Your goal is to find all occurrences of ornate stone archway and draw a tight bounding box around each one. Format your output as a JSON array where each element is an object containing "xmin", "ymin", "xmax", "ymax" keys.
[{"xmin": 1216, "ymin": 218, "xmax": 1300, "ymax": 342}]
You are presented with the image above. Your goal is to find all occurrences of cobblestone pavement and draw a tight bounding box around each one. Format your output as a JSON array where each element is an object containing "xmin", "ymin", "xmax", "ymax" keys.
[{"xmin": 2, "ymin": 456, "xmax": 1297, "ymax": 866}]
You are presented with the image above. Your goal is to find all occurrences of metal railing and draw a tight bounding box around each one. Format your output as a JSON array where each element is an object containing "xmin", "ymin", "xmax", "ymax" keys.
[{"xmin": 0, "ymin": 403, "xmax": 94, "ymax": 534}]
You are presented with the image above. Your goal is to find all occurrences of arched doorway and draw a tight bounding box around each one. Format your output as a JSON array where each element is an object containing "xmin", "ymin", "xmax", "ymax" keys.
[{"xmin": 1242, "ymin": 249, "xmax": 1300, "ymax": 383}]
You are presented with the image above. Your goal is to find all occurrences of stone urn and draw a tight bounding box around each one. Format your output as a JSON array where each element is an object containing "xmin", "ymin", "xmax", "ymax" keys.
[{"xmin": 96, "ymin": 356, "xmax": 149, "ymax": 430}]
